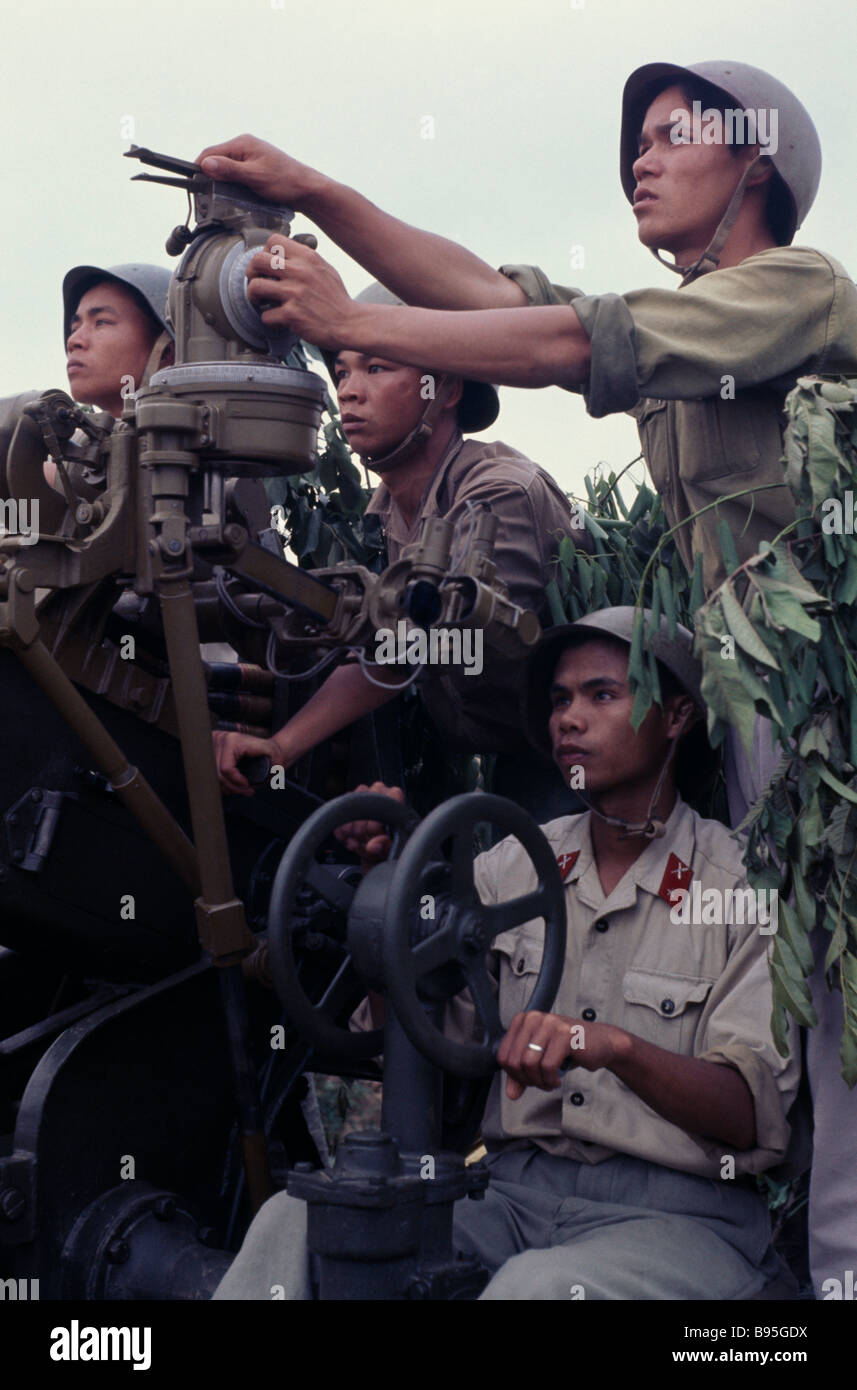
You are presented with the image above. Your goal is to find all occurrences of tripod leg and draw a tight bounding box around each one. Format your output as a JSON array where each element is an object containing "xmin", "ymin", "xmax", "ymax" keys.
[{"xmin": 158, "ymin": 575, "xmax": 273, "ymax": 1213}]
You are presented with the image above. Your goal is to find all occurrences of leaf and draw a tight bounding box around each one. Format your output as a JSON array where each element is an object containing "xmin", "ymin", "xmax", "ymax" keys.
[
  {"xmin": 837, "ymin": 551, "xmax": 857, "ymax": 606},
  {"xmin": 658, "ymin": 566, "xmax": 676, "ymax": 638},
  {"xmin": 756, "ymin": 588, "xmax": 822, "ymax": 641},
  {"xmin": 778, "ymin": 897, "xmax": 815, "ymax": 975},
  {"xmin": 559, "ymin": 536, "xmax": 579, "ymax": 568},
  {"xmin": 770, "ymin": 955, "xmax": 818, "ymax": 1028},
  {"xmin": 544, "ymin": 579, "xmax": 566, "ymax": 627},
  {"xmin": 803, "ymin": 792, "xmax": 825, "ymax": 847},
  {"xmin": 824, "ymin": 913, "xmax": 847, "ymax": 974},
  {"xmin": 828, "ymin": 800, "xmax": 857, "ymax": 858},
  {"xmin": 689, "ymin": 550, "xmax": 705, "ymax": 616},
  {"xmin": 817, "ymin": 764, "xmax": 857, "ymax": 806},
  {"xmin": 716, "ymin": 517, "xmax": 742, "ymax": 579},
  {"xmin": 799, "ymin": 726, "xmax": 830, "ymax": 759},
  {"xmin": 720, "ymin": 585, "xmax": 780, "ymax": 668},
  {"xmin": 627, "ymin": 609, "xmax": 646, "ymax": 688}
]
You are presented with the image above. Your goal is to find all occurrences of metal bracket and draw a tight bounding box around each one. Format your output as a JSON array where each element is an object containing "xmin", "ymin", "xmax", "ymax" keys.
[
  {"xmin": 0, "ymin": 1152, "xmax": 36, "ymax": 1245},
  {"xmin": 3, "ymin": 788, "xmax": 69, "ymax": 873}
]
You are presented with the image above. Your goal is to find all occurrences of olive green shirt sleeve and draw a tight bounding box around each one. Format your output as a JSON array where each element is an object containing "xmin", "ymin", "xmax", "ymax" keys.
[
  {"xmin": 500, "ymin": 247, "xmax": 857, "ymax": 415},
  {"xmin": 499, "ymin": 264, "xmax": 639, "ymax": 418}
]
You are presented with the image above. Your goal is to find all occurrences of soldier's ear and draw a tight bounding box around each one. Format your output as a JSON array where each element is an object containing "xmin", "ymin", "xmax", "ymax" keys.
[
  {"xmin": 160, "ymin": 341, "xmax": 176, "ymax": 369},
  {"xmin": 443, "ymin": 376, "xmax": 464, "ymax": 413},
  {"xmin": 665, "ymin": 694, "xmax": 698, "ymax": 739}
]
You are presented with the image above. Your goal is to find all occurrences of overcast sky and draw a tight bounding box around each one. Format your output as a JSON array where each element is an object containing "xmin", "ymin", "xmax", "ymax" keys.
[{"xmin": 2, "ymin": 0, "xmax": 854, "ymax": 502}]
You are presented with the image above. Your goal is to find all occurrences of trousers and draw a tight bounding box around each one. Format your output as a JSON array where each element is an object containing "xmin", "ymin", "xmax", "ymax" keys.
[{"xmin": 212, "ymin": 1147, "xmax": 780, "ymax": 1301}]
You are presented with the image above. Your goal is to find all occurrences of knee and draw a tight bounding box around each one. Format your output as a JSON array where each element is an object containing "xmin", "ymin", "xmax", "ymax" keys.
[
  {"xmin": 212, "ymin": 1191, "xmax": 309, "ymax": 1301},
  {"xmin": 480, "ymin": 1249, "xmax": 580, "ymax": 1302}
]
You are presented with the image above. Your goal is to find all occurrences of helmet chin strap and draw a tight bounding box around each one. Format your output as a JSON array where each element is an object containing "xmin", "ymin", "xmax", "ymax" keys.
[
  {"xmin": 568, "ymin": 707, "xmax": 697, "ymax": 841},
  {"xmin": 358, "ymin": 374, "xmax": 458, "ymax": 472},
  {"xmin": 141, "ymin": 330, "xmax": 174, "ymax": 388},
  {"xmin": 651, "ymin": 154, "xmax": 764, "ymax": 287}
]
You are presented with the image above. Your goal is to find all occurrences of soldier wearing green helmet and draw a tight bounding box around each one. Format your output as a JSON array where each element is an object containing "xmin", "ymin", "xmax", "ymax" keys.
[
  {"xmin": 214, "ymin": 281, "xmax": 585, "ymax": 815},
  {"xmin": 0, "ymin": 261, "xmax": 175, "ymax": 531},
  {"xmin": 198, "ymin": 62, "xmax": 857, "ymax": 1297}
]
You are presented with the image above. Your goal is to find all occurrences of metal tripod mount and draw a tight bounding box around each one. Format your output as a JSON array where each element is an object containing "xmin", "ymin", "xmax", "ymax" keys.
[{"xmin": 0, "ymin": 146, "xmax": 543, "ymax": 1241}]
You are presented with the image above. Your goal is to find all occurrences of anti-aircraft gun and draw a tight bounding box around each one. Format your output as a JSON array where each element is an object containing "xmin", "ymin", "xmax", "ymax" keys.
[{"xmin": 0, "ymin": 149, "xmax": 560, "ymax": 1299}]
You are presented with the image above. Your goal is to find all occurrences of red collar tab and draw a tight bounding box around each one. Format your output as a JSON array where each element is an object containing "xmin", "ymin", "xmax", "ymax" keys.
[
  {"xmin": 557, "ymin": 851, "xmax": 580, "ymax": 881},
  {"xmin": 658, "ymin": 852, "xmax": 693, "ymax": 905}
]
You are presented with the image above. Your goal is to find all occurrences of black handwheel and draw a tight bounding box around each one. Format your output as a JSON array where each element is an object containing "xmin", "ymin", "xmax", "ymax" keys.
[
  {"xmin": 267, "ymin": 792, "xmax": 413, "ymax": 1060},
  {"xmin": 383, "ymin": 793, "xmax": 566, "ymax": 1079}
]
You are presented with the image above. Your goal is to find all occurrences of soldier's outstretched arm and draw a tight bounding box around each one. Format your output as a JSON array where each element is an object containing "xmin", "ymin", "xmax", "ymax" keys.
[
  {"xmin": 242, "ymin": 236, "xmax": 590, "ymax": 388},
  {"xmin": 195, "ymin": 134, "xmax": 525, "ymax": 311}
]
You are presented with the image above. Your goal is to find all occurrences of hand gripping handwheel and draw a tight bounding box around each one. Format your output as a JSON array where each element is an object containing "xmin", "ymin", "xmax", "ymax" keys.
[
  {"xmin": 267, "ymin": 792, "xmax": 414, "ymax": 1061},
  {"xmin": 383, "ymin": 793, "xmax": 567, "ymax": 1079}
]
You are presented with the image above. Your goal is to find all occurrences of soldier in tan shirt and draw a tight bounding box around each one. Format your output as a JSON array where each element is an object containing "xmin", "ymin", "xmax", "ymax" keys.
[
  {"xmin": 214, "ymin": 610, "xmax": 799, "ymax": 1300},
  {"xmin": 214, "ymin": 288, "xmax": 581, "ymax": 808}
]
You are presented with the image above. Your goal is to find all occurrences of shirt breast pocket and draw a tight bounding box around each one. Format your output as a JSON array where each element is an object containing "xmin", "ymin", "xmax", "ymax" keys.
[
  {"xmin": 633, "ymin": 398, "xmax": 669, "ymax": 491},
  {"xmin": 622, "ymin": 967, "xmax": 715, "ymax": 1054},
  {"xmin": 676, "ymin": 395, "xmax": 766, "ymax": 487},
  {"xmin": 493, "ymin": 935, "xmax": 545, "ymax": 1029}
]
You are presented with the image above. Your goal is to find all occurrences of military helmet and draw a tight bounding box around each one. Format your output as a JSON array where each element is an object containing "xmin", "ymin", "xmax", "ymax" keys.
[
  {"xmin": 328, "ymin": 282, "xmax": 500, "ymax": 433},
  {"xmin": 522, "ymin": 606, "xmax": 704, "ymax": 764},
  {"xmin": 620, "ymin": 61, "xmax": 821, "ymax": 244},
  {"xmin": 63, "ymin": 263, "xmax": 173, "ymax": 345}
]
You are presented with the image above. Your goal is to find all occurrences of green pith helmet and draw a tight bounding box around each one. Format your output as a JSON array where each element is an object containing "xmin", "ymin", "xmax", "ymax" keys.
[
  {"xmin": 522, "ymin": 607, "xmax": 704, "ymax": 764},
  {"xmin": 325, "ymin": 281, "xmax": 500, "ymax": 434},
  {"xmin": 522, "ymin": 608, "xmax": 719, "ymax": 835},
  {"xmin": 63, "ymin": 263, "xmax": 173, "ymax": 344},
  {"xmin": 620, "ymin": 61, "xmax": 822, "ymax": 279}
]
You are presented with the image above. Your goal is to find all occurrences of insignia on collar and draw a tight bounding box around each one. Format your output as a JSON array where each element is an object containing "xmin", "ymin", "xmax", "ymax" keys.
[
  {"xmin": 557, "ymin": 850, "xmax": 580, "ymax": 881},
  {"xmin": 658, "ymin": 852, "xmax": 693, "ymax": 905}
]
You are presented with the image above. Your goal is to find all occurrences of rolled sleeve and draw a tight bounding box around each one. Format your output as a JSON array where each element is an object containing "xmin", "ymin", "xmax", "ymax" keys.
[
  {"xmin": 501, "ymin": 247, "xmax": 857, "ymax": 415},
  {"xmin": 699, "ymin": 1044, "xmax": 795, "ymax": 1164},
  {"xmin": 499, "ymin": 265, "xmax": 640, "ymax": 416},
  {"xmin": 694, "ymin": 921, "xmax": 802, "ymax": 1172}
]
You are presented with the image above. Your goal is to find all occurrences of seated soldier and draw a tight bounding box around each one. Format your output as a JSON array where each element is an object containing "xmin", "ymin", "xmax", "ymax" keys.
[
  {"xmin": 213, "ymin": 607, "xmax": 800, "ymax": 1301},
  {"xmin": 213, "ymin": 283, "xmax": 587, "ymax": 819}
]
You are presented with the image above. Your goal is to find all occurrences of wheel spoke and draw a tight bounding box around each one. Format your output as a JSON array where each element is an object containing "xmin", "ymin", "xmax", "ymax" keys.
[
  {"xmin": 304, "ymin": 861, "xmax": 357, "ymax": 913},
  {"xmin": 450, "ymin": 830, "xmax": 475, "ymax": 899},
  {"xmin": 315, "ymin": 956, "xmax": 359, "ymax": 1019},
  {"xmin": 461, "ymin": 962, "xmax": 503, "ymax": 1040},
  {"xmin": 411, "ymin": 920, "xmax": 461, "ymax": 976},
  {"xmin": 483, "ymin": 888, "xmax": 549, "ymax": 938}
]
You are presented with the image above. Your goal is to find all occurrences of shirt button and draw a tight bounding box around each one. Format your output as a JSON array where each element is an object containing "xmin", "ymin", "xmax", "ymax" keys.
[
  {"xmin": 514, "ymin": 958, "xmax": 526, "ymax": 975},
  {"xmin": 582, "ymin": 1008, "xmax": 596, "ymax": 1022},
  {"xmin": 661, "ymin": 998, "xmax": 676, "ymax": 1015},
  {"xmin": 569, "ymin": 1092, "xmax": 585, "ymax": 1106},
  {"xmin": 595, "ymin": 920, "xmax": 609, "ymax": 933}
]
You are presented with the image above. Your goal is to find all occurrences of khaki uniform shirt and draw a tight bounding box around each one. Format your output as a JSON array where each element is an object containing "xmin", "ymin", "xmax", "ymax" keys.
[
  {"xmin": 502, "ymin": 248, "xmax": 857, "ymax": 593},
  {"xmin": 352, "ymin": 797, "xmax": 799, "ymax": 1179},
  {"xmin": 474, "ymin": 798, "xmax": 800, "ymax": 1177},
  {"xmin": 365, "ymin": 430, "xmax": 577, "ymax": 753}
]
